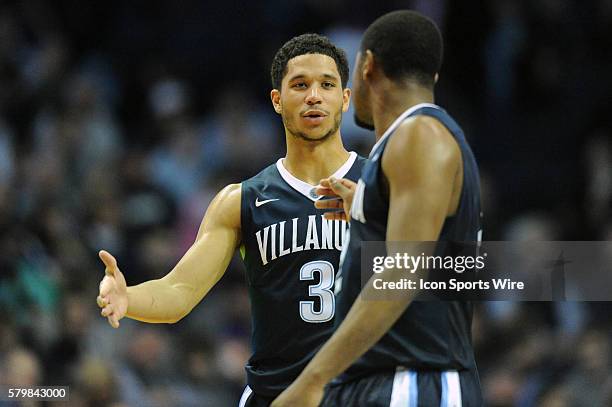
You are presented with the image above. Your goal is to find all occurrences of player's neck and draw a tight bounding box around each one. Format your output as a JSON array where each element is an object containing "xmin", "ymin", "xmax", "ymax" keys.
[
  {"xmin": 283, "ymin": 134, "xmax": 350, "ymax": 185},
  {"xmin": 372, "ymin": 81, "xmax": 434, "ymax": 140}
]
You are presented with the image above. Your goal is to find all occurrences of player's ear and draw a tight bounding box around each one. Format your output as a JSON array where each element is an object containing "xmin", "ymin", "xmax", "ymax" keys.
[
  {"xmin": 342, "ymin": 87, "xmax": 351, "ymax": 113},
  {"xmin": 434, "ymin": 73, "xmax": 439, "ymax": 84},
  {"xmin": 362, "ymin": 50, "xmax": 375, "ymax": 81},
  {"xmin": 270, "ymin": 89, "xmax": 282, "ymax": 114}
]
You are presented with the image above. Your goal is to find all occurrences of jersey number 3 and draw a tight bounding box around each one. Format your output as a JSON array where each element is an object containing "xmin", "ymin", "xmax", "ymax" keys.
[{"xmin": 299, "ymin": 260, "xmax": 335, "ymax": 323}]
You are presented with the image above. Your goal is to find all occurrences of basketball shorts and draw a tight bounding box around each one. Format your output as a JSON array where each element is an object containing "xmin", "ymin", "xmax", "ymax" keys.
[{"xmin": 321, "ymin": 367, "xmax": 483, "ymax": 407}]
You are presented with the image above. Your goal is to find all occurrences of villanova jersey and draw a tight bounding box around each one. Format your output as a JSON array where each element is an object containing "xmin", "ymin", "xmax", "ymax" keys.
[
  {"xmin": 240, "ymin": 152, "xmax": 365, "ymax": 397},
  {"xmin": 336, "ymin": 103, "xmax": 481, "ymax": 382}
]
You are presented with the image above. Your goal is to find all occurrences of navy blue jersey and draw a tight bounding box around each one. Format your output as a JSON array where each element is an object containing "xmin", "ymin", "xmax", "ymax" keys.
[
  {"xmin": 336, "ymin": 103, "xmax": 482, "ymax": 382},
  {"xmin": 240, "ymin": 152, "xmax": 365, "ymax": 397}
]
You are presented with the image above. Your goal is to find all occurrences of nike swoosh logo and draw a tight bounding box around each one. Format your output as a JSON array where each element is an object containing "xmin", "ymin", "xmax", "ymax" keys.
[{"xmin": 255, "ymin": 198, "xmax": 280, "ymax": 207}]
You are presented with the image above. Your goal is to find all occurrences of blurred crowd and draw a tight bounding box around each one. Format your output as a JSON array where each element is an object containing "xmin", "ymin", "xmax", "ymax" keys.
[{"xmin": 0, "ymin": 0, "xmax": 611, "ymax": 406}]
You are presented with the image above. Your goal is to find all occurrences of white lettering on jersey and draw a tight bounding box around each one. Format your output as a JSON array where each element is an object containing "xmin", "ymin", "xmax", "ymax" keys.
[
  {"xmin": 255, "ymin": 226, "xmax": 270, "ymax": 266},
  {"xmin": 253, "ymin": 215, "xmax": 347, "ymax": 266},
  {"xmin": 279, "ymin": 221, "xmax": 290, "ymax": 257},
  {"xmin": 304, "ymin": 215, "xmax": 320, "ymax": 250},
  {"xmin": 321, "ymin": 217, "xmax": 334, "ymax": 250},
  {"xmin": 291, "ymin": 217, "xmax": 304, "ymax": 253}
]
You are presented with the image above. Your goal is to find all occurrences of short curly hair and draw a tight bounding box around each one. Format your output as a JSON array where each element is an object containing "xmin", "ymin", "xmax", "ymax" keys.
[
  {"xmin": 270, "ymin": 33, "xmax": 349, "ymax": 90},
  {"xmin": 361, "ymin": 10, "xmax": 443, "ymax": 87}
]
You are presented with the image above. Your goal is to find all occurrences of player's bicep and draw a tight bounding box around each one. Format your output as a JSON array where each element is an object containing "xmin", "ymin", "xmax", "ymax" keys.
[
  {"xmin": 383, "ymin": 118, "xmax": 460, "ymax": 242},
  {"xmin": 163, "ymin": 184, "xmax": 242, "ymax": 300},
  {"xmin": 195, "ymin": 183, "xmax": 242, "ymax": 242}
]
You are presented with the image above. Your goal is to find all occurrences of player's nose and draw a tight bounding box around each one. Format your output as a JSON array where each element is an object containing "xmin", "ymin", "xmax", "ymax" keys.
[{"xmin": 304, "ymin": 87, "xmax": 322, "ymax": 105}]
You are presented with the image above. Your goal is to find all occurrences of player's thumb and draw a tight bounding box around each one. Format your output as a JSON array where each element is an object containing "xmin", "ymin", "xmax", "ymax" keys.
[
  {"xmin": 329, "ymin": 177, "xmax": 350, "ymax": 199},
  {"xmin": 99, "ymin": 250, "xmax": 118, "ymax": 276}
]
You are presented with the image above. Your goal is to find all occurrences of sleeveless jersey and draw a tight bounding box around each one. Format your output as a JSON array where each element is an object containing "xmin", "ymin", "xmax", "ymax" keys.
[
  {"xmin": 336, "ymin": 103, "xmax": 482, "ymax": 382},
  {"xmin": 240, "ymin": 152, "xmax": 365, "ymax": 396}
]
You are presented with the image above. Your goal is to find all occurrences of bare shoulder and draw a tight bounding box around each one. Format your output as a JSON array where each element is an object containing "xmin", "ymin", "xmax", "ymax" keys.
[
  {"xmin": 382, "ymin": 115, "xmax": 460, "ymax": 177},
  {"xmin": 216, "ymin": 183, "xmax": 242, "ymax": 204},
  {"xmin": 203, "ymin": 183, "xmax": 242, "ymax": 230}
]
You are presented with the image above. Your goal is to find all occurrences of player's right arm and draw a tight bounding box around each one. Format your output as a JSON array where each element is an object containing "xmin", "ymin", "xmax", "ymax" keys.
[{"xmin": 96, "ymin": 183, "xmax": 242, "ymax": 328}]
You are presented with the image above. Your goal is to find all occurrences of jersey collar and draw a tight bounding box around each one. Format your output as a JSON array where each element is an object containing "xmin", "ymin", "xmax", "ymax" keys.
[
  {"xmin": 276, "ymin": 151, "xmax": 357, "ymax": 202},
  {"xmin": 369, "ymin": 103, "xmax": 441, "ymax": 159}
]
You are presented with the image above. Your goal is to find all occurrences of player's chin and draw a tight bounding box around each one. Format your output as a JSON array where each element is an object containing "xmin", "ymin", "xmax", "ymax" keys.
[
  {"xmin": 302, "ymin": 130, "xmax": 333, "ymax": 142},
  {"xmin": 354, "ymin": 111, "xmax": 374, "ymax": 131}
]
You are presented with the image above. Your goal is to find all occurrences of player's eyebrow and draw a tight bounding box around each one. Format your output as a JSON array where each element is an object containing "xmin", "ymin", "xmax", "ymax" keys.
[
  {"xmin": 320, "ymin": 73, "xmax": 339, "ymax": 81},
  {"xmin": 287, "ymin": 73, "xmax": 339, "ymax": 82},
  {"xmin": 287, "ymin": 74, "xmax": 307, "ymax": 82}
]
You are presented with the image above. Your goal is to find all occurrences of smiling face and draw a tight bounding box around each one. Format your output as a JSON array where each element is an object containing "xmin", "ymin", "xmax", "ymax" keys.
[{"xmin": 271, "ymin": 53, "xmax": 350, "ymax": 143}]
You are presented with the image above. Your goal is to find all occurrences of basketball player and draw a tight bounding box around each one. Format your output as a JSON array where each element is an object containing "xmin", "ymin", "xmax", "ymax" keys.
[
  {"xmin": 96, "ymin": 34, "xmax": 365, "ymax": 406},
  {"xmin": 272, "ymin": 11, "xmax": 483, "ymax": 406}
]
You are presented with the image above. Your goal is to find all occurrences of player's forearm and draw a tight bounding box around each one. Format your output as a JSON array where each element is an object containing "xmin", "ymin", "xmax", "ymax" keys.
[
  {"xmin": 299, "ymin": 272, "xmax": 418, "ymax": 386},
  {"xmin": 125, "ymin": 279, "xmax": 195, "ymax": 323},
  {"xmin": 124, "ymin": 237, "xmax": 232, "ymax": 323}
]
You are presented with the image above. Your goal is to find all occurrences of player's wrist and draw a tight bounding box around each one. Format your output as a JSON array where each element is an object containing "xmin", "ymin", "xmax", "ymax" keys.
[{"xmin": 123, "ymin": 287, "xmax": 134, "ymax": 314}]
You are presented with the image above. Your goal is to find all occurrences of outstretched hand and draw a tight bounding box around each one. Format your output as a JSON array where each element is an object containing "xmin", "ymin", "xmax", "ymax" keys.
[
  {"xmin": 97, "ymin": 250, "xmax": 128, "ymax": 328},
  {"xmin": 314, "ymin": 177, "xmax": 357, "ymax": 222}
]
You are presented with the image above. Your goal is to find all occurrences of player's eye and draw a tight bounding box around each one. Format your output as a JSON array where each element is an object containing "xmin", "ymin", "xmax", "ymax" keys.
[
  {"xmin": 322, "ymin": 82, "xmax": 336, "ymax": 88},
  {"xmin": 292, "ymin": 82, "xmax": 307, "ymax": 89}
]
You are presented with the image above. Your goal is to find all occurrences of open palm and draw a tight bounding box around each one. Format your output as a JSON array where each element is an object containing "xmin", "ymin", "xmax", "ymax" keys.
[{"xmin": 97, "ymin": 250, "xmax": 128, "ymax": 328}]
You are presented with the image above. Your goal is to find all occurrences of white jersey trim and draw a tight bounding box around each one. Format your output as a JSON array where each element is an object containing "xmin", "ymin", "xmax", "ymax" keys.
[
  {"xmin": 276, "ymin": 151, "xmax": 357, "ymax": 201},
  {"xmin": 369, "ymin": 103, "xmax": 441, "ymax": 159},
  {"xmin": 238, "ymin": 385, "xmax": 253, "ymax": 407}
]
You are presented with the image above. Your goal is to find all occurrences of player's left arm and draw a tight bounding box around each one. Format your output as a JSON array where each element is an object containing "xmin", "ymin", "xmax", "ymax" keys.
[{"xmin": 271, "ymin": 116, "xmax": 461, "ymax": 407}]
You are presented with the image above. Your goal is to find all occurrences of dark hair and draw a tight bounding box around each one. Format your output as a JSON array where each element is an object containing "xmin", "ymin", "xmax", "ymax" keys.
[
  {"xmin": 361, "ymin": 10, "xmax": 443, "ymax": 87},
  {"xmin": 270, "ymin": 33, "xmax": 349, "ymax": 90}
]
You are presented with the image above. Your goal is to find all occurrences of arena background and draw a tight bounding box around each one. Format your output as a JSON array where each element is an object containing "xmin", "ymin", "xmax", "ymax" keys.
[{"xmin": 0, "ymin": 0, "xmax": 611, "ymax": 406}]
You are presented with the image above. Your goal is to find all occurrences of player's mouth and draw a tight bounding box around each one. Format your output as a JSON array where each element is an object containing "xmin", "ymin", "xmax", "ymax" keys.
[{"xmin": 301, "ymin": 110, "xmax": 328, "ymax": 125}]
